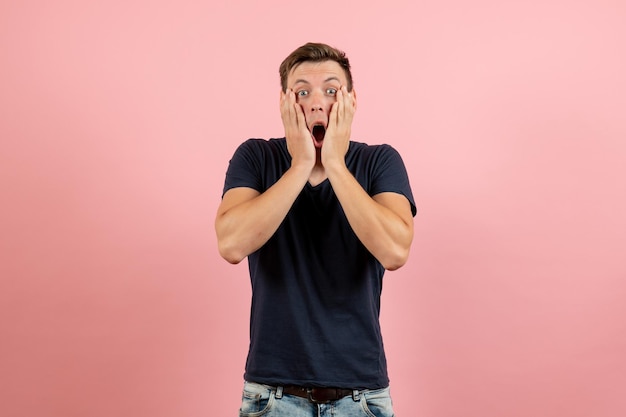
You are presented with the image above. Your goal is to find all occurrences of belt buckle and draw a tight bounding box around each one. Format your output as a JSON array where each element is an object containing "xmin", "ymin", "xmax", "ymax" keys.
[{"xmin": 307, "ymin": 388, "xmax": 333, "ymax": 404}]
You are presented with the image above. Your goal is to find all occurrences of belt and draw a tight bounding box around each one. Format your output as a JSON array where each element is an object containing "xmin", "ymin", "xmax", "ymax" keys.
[{"xmin": 282, "ymin": 386, "xmax": 355, "ymax": 404}]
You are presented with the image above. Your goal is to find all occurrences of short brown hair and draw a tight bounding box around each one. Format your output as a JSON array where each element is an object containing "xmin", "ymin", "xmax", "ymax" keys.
[{"xmin": 279, "ymin": 42, "xmax": 353, "ymax": 92}]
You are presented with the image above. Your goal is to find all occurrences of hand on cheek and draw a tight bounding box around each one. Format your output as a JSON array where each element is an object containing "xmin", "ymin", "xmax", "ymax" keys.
[
  {"xmin": 280, "ymin": 89, "xmax": 315, "ymax": 169},
  {"xmin": 322, "ymin": 86, "xmax": 356, "ymax": 167}
]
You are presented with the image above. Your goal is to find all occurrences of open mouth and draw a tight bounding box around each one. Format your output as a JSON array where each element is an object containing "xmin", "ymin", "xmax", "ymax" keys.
[{"xmin": 311, "ymin": 124, "xmax": 326, "ymax": 142}]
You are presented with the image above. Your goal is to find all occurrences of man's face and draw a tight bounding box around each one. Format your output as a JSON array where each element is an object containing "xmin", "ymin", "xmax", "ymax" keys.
[{"xmin": 286, "ymin": 60, "xmax": 352, "ymax": 148}]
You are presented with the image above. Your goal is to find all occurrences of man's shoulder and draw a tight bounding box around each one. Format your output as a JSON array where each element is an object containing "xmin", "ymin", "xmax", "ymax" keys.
[
  {"xmin": 240, "ymin": 137, "xmax": 287, "ymax": 147},
  {"xmin": 350, "ymin": 140, "xmax": 396, "ymax": 151},
  {"xmin": 348, "ymin": 141, "xmax": 400, "ymax": 161},
  {"xmin": 234, "ymin": 137, "xmax": 287, "ymax": 156}
]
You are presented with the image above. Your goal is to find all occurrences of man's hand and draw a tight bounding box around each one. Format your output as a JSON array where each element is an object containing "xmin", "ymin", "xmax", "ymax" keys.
[
  {"xmin": 321, "ymin": 86, "xmax": 356, "ymax": 168},
  {"xmin": 280, "ymin": 89, "xmax": 316, "ymax": 171}
]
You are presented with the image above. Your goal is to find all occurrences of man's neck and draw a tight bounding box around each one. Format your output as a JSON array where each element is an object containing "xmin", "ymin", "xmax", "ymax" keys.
[{"xmin": 308, "ymin": 163, "xmax": 327, "ymax": 186}]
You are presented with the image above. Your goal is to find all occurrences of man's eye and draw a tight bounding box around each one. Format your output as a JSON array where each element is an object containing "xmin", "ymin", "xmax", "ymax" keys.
[
  {"xmin": 326, "ymin": 88, "xmax": 337, "ymax": 95},
  {"xmin": 297, "ymin": 90, "xmax": 309, "ymax": 97}
]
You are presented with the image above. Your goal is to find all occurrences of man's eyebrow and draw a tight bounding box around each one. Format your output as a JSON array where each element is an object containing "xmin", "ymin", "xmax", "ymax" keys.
[{"xmin": 292, "ymin": 76, "xmax": 342, "ymax": 86}]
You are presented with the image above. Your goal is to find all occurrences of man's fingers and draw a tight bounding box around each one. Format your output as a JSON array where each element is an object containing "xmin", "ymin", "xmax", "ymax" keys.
[
  {"xmin": 336, "ymin": 87, "xmax": 345, "ymax": 121},
  {"xmin": 341, "ymin": 86, "xmax": 355, "ymax": 124},
  {"xmin": 294, "ymin": 102, "xmax": 308, "ymax": 132},
  {"xmin": 329, "ymin": 99, "xmax": 338, "ymax": 128},
  {"xmin": 280, "ymin": 89, "xmax": 291, "ymax": 122},
  {"xmin": 281, "ymin": 90, "xmax": 298, "ymax": 130},
  {"xmin": 289, "ymin": 92, "xmax": 307, "ymax": 133}
]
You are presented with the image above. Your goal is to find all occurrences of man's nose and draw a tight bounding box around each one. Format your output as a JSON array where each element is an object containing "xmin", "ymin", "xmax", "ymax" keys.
[{"xmin": 309, "ymin": 91, "xmax": 325, "ymax": 112}]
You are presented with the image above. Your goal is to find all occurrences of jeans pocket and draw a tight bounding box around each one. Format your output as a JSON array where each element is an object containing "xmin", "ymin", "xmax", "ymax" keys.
[
  {"xmin": 360, "ymin": 387, "xmax": 395, "ymax": 417},
  {"xmin": 239, "ymin": 382, "xmax": 275, "ymax": 417}
]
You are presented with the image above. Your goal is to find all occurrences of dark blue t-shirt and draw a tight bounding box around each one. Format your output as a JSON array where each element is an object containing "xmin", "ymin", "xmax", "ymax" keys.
[{"xmin": 222, "ymin": 138, "xmax": 416, "ymax": 389}]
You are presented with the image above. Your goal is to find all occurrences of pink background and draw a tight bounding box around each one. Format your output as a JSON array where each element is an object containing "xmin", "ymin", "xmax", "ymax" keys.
[{"xmin": 1, "ymin": 1, "xmax": 625, "ymax": 416}]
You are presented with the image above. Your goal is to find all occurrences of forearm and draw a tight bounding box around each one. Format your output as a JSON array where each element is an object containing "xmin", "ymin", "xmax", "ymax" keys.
[
  {"xmin": 215, "ymin": 164, "xmax": 311, "ymax": 264},
  {"xmin": 326, "ymin": 162, "xmax": 414, "ymax": 270}
]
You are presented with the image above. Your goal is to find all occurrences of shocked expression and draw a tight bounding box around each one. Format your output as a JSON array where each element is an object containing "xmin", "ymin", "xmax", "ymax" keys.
[{"xmin": 286, "ymin": 60, "xmax": 352, "ymax": 148}]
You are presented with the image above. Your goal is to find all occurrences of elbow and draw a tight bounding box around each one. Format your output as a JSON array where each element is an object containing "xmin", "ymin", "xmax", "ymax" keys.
[
  {"xmin": 382, "ymin": 258, "xmax": 407, "ymax": 271},
  {"xmin": 217, "ymin": 240, "xmax": 246, "ymax": 265},
  {"xmin": 380, "ymin": 247, "xmax": 411, "ymax": 271},
  {"xmin": 222, "ymin": 253, "xmax": 245, "ymax": 265}
]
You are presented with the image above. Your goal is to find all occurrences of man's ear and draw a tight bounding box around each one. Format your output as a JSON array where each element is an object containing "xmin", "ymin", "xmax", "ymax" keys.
[{"xmin": 351, "ymin": 88, "xmax": 357, "ymax": 110}]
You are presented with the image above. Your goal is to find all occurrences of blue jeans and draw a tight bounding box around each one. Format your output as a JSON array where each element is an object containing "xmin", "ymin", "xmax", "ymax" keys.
[{"xmin": 238, "ymin": 381, "xmax": 395, "ymax": 417}]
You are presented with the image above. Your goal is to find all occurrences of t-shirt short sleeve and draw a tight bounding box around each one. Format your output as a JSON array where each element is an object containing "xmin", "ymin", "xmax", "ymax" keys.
[
  {"xmin": 221, "ymin": 139, "xmax": 266, "ymax": 196},
  {"xmin": 368, "ymin": 144, "xmax": 417, "ymax": 216}
]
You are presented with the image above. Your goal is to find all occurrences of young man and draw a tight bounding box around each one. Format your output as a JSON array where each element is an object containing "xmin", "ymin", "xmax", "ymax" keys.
[{"xmin": 216, "ymin": 42, "xmax": 416, "ymax": 417}]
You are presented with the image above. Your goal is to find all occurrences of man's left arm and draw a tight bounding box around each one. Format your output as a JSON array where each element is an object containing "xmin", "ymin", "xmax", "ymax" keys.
[
  {"xmin": 323, "ymin": 86, "xmax": 414, "ymax": 270},
  {"xmin": 326, "ymin": 163, "xmax": 414, "ymax": 270}
]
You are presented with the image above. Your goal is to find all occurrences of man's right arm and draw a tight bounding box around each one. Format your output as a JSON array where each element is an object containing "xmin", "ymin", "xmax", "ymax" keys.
[
  {"xmin": 216, "ymin": 89, "xmax": 315, "ymax": 264},
  {"xmin": 215, "ymin": 163, "xmax": 311, "ymax": 264}
]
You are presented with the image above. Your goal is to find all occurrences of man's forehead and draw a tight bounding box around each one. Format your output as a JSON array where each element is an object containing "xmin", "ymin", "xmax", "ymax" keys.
[{"xmin": 288, "ymin": 61, "xmax": 347, "ymax": 84}]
